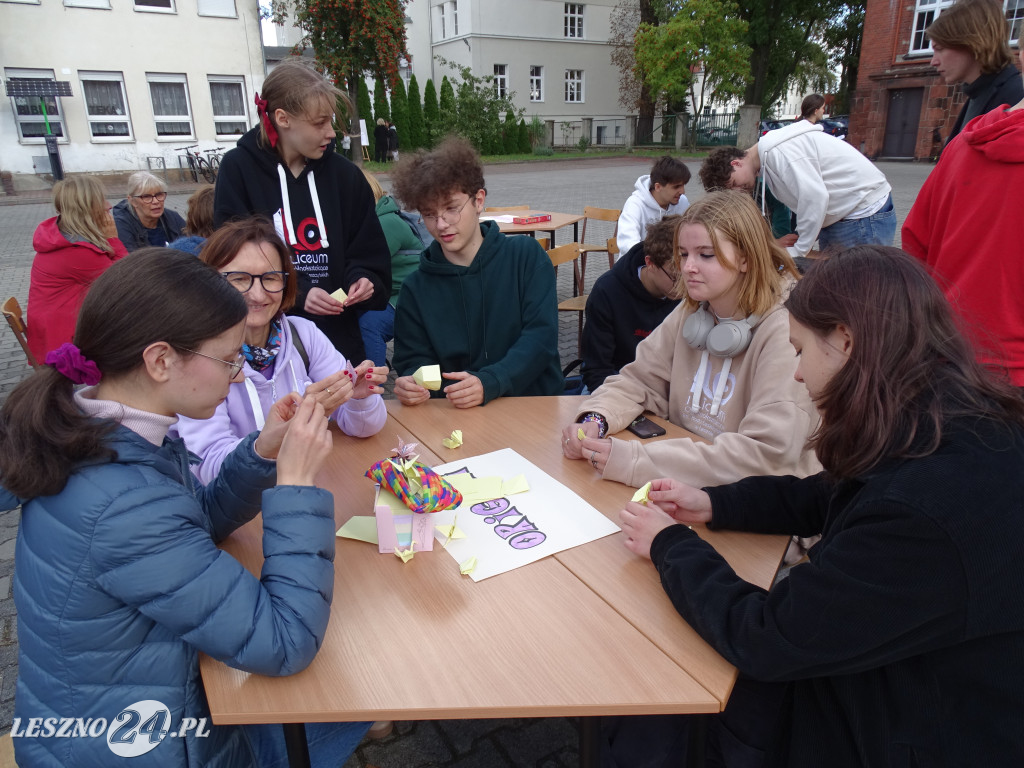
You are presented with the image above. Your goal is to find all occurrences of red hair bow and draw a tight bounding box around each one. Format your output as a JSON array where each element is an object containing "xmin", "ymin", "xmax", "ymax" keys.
[{"xmin": 254, "ymin": 92, "xmax": 279, "ymax": 148}]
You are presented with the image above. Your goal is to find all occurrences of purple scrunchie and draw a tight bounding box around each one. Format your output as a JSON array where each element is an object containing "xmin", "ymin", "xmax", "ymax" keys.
[{"xmin": 45, "ymin": 343, "xmax": 102, "ymax": 386}]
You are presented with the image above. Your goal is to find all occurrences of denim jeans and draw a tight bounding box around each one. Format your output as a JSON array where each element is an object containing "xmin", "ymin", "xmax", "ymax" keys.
[
  {"xmin": 357, "ymin": 304, "xmax": 395, "ymax": 367},
  {"xmin": 817, "ymin": 195, "xmax": 896, "ymax": 252},
  {"xmin": 244, "ymin": 721, "xmax": 370, "ymax": 768}
]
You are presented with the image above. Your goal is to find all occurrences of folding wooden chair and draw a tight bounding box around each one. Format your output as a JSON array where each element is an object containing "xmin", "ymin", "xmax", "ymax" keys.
[
  {"xmin": 3, "ymin": 296, "xmax": 38, "ymax": 368},
  {"xmin": 547, "ymin": 243, "xmax": 587, "ymax": 356},
  {"xmin": 578, "ymin": 206, "xmax": 621, "ymax": 287}
]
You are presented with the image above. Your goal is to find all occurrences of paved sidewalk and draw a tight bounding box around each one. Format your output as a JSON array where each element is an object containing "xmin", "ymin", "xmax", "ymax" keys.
[{"xmin": 0, "ymin": 156, "xmax": 933, "ymax": 766}]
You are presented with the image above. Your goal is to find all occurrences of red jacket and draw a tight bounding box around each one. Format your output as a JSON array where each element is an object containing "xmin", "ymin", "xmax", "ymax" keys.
[
  {"xmin": 903, "ymin": 106, "xmax": 1024, "ymax": 385},
  {"xmin": 27, "ymin": 217, "xmax": 127, "ymax": 361}
]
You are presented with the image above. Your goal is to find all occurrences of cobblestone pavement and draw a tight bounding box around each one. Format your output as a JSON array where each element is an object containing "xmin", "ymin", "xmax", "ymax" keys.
[{"xmin": 0, "ymin": 156, "xmax": 933, "ymax": 766}]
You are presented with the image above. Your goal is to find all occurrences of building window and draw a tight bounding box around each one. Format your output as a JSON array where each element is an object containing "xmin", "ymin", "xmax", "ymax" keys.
[
  {"xmin": 134, "ymin": 0, "xmax": 174, "ymax": 12},
  {"xmin": 493, "ymin": 65, "xmax": 508, "ymax": 99},
  {"xmin": 5, "ymin": 68, "xmax": 67, "ymax": 141},
  {"xmin": 197, "ymin": 0, "xmax": 234, "ymax": 15},
  {"xmin": 564, "ymin": 3, "xmax": 584, "ymax": 38},
  {"xmin": 209, "ymin": 77, "xmax": 248, "ymax": 136},
  {"xmin": 530, "ymin": 66, "xmax": 544, "ymax": 102},
  {"xmin": 910, "ymin": 0, "xmax": 953, "ymax": 52},
  {"xmin": 80, "ymin": 71, "xmax": 133, "ymax": 140},
  {"xmin": 436, "ymin": 1, "xmax": 458, "ymax": 38},
  {"xmin": 1008, "ymin": 0, "xmax": 1024, "ymax": 42},
  {"xmin": 564, "ymin": 69, "xmax": 584, "ymax": 103},
  {"xmin": 147, "ymin": 73, "xmax": 193, "ymax": 138}
]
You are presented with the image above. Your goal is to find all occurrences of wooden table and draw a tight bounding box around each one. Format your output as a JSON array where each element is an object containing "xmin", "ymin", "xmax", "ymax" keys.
[
  {"xmin": 199, "ymin": 411, "xmax": 730, "ymax": 767},
  {"xmin": 488, "ymin": 209, "xmax": 584, "ymax": 247},
  {"xmin": 385, "ymin": 396, "xmax": 789, "ymax": 704}
]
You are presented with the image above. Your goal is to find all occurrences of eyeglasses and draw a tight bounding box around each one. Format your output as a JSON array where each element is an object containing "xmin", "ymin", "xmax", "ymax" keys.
[
  {"xmin": 657, "ymin": 263, "xmax": 681, "ymax": 283},
  {"xmin": 132, "ymin": 192, "xmax": 168, "ymax": 203},
  {"xmin": 222, "ymin": 271, "xmax": 288, "ymax": 293},
  {"xmin": 185, "ymin": 348, "xmax": 245, "ymax": 378},
  {"xmin": 421, "ymin": 197, "xmax": 474, "ymax": 227}
]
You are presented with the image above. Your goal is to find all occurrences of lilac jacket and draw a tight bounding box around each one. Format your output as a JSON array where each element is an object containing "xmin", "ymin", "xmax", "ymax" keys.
[{"xmin": 177, "ymin": 315, "xmax": 386, "ymax": 484}]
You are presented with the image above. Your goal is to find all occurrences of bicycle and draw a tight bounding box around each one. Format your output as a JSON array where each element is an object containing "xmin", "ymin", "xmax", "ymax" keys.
[
  {"xmin": 174, "ymin": 145, "xmax": 216, "ymax": 184},
  {"xmin": 203, "ymin": 147, "xmax": 225, "ymax": 176}
]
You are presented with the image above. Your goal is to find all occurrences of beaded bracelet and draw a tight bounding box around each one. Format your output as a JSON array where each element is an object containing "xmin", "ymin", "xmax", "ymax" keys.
[{"xmin": 579, "ymin": 412, "xmax": 608, "ymax": 438}]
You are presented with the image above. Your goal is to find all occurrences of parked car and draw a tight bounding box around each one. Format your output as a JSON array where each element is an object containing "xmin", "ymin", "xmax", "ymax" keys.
[
  {"xmin": 759, "ymin": 119, "xmax": 783, "ymax": 136},
  {"xmin": 821, "ymin": 116, "xmax": 849, "ymax": 138}
]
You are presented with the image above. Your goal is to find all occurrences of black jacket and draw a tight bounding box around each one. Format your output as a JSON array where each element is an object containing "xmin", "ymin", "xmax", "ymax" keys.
[
  {"xmin": 213, "ymin": 127, "xmax": 390, "ymax": 362},
  {"xmin": 947, "ymin": 63, "xmax": 1024, "ymax": 144},
  {"xmin": 650, "ymin": 418, "xmax": 1024, "ymax": 767},
  {"xmin": 112, "ymin": 199, "xmax": 185, "ymax": 252},
  {"xmin": 580, "ymin": 242, "xmax": 680, "ymax": 392}
]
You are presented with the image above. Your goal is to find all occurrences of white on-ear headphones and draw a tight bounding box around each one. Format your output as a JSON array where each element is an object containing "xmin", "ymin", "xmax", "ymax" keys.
[{"xmin": 682, "ymin": 303, "xmax": 759, "ymax": 416}]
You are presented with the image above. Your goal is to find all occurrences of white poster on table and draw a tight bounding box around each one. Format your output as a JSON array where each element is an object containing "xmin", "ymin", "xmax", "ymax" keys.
[{"xmin": 431, "ymin": 448, "xmax": 620, "ymax": 581}]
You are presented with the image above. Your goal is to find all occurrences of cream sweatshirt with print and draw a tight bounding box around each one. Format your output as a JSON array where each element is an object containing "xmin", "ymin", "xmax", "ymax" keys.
[{"xmin": 577, "ymin": 291, "xmax": 821, "ymax": 488}]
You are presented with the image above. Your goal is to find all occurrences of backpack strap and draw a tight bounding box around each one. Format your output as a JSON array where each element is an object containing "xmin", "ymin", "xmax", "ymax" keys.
[{"xmin": 286, "ymin": 318, "xmax": 310, "ymax": 372}]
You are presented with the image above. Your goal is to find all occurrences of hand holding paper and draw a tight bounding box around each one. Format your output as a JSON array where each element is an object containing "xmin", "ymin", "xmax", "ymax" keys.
[
  {"xmin": 561, "ymin": 420, "xmax": 600, "ymax": 459},
  {"xmin": 305, "ymin": 287, "xmax": 345, "ymax": 315},
  {"xmin": 413, "ymin": 365, "xmax": 442, "ymax": 390}
]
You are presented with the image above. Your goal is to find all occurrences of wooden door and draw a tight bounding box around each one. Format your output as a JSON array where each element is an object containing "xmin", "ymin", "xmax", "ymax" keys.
[{"xmin": 882, "ymin": 88, "xmax": 924, "ymax": 158}]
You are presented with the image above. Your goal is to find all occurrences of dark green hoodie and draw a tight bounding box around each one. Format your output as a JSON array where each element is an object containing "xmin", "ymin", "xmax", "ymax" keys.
[{"xmin": 393, "ymin": 221, "xmax": 562, "ymax": 404}]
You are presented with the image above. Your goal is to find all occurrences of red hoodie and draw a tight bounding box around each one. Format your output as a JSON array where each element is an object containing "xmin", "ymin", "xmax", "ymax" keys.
[
  {"xmin": 903, "ymin": 105, "xmax": 1024, "ymax": 385},
  {"xmin": 27, "ymin": 217, "xmax": 127, "ymax": 361}
]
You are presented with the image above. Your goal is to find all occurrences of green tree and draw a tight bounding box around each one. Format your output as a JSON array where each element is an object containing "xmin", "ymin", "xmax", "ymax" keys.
[
  {"xmin": 634, "ymin": 0, "xmax": 751, "ymax": 141},
  {"xmin": 422, "ymin": 78, "xmax": 440, "ymax": 147},
  {"xmin": 517, "ymin": 118, "xmax": 531, "ymax": 154},
  {"xmin": 357, "ymin": 77, "xmax": 374, "ymax": 160},
  {"xmin": 821, "ymin": 2, "xmax": 865, "ymax": 115},
  {"xmin": 268, "ymin": 0, "xmax": 409, "ymax": 166},
  {"xmin": 502, "ymin": 110, "xmax": 519, "ymax": 154},
  {"xmin": 390, "ymin": 77, "xmax": 408, "ymax": 155},
  {"xmin": 438, "ymin": 75, "xmax": 457, "ymax": 139},
  {"xmin": 611, "ymin": 0, "xmax": 674, "ymax": 143},
  {"xmin": 373, "ymin": 77, "xmax": 390, "ymax": 126},
  {"xmin": 406, "ymin": 74, "xmax": 425, "ymax": 149},
  {"xmin": 435, "ymin": 58, "xmax": 523, "ymax": 154}
]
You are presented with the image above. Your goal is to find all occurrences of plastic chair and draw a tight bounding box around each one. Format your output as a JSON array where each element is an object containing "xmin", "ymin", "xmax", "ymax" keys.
[
  {"xmin": 2, "ymin": 296, "xmax": 38, "ymax": 368},
  {"xmin": 578, "ymin": 206, "xmax": 621, "ymax": 287}
]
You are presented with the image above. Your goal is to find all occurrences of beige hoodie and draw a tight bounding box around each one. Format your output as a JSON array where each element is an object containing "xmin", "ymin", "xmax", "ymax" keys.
[{"xmin": 577, "ymin": 290, "xmax": 821, "ymax": 488}]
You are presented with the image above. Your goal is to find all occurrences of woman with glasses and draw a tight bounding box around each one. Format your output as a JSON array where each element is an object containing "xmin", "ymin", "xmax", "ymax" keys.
[
  {"xmin": 27, "ymin": 174, "xmax": 127, "ymax": 362},
  {"xmin": 580, "ymin": 215, "xmax": 684, "ymax": 393},
  {"xmin": 562, "ymin": 191, "xmax": 820, "ymax": 490},
  {"xmin": 176, "ymin": 217, "xmax": 387, "ymax": 485},
  {"xmin": 112, "ymin": 170, "xmax": 185, "ymax": 252},
  {"xmin": 214, "ymin": 60, "xmax": 390, "ymax": 364},
  {"xmin": 0, "ymin": 249, "xmax": 370, "ymax": 768}
]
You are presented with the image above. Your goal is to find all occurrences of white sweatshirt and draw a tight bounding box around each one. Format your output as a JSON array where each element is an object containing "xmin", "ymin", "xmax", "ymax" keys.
[
  {"xmin": 758, "ymin": 121, "xmax": 891, "ymax": 259},
  {"xmin": 616, "ymin": 174, "xmax": 690, "ymax": 255}
]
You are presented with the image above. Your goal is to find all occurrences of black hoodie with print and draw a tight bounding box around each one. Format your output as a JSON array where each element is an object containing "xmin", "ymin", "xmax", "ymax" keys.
[{"xmin": 214, "ymin": 126, "xmax": 391, "ymax": 362}]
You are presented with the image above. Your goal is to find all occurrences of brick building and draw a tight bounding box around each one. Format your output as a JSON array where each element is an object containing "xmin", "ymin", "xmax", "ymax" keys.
[{"xmin": 850, "ymin": 0, "xmax": 1022, "ymax": 160}]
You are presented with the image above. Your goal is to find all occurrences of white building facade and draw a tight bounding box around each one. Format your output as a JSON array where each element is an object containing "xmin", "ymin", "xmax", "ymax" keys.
[{"xmin": 1, "ymin": 0, "xmax": 265, "ymax": 175}]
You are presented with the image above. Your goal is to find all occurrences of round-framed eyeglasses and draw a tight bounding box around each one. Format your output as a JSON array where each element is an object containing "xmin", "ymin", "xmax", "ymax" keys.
[
  {"xmin": 421, "ymin": 196, "xmax": 474, "ymax": 227},
  {"xmin": 222, "ymin": 271, "xmax": 288, "ymax": 294},
  {"xmin": 185, "ymin": 349, "xmax": 245, "ymax": 378}
]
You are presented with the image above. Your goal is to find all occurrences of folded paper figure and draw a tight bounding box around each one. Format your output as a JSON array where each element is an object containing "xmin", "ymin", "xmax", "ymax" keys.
[
  {"xmin": 329, "ymin": 287, "xmax": 348, "ymax": 303},
  {"xmin": 442, "ymin": 429, "xmax": 463, "ymax": 449},
  {"xmin": 413, "ymin": 364, "xmax": 442, "ymax": 390},
  {"xmin": 632, "ymin": 481, "xmax": 652, "ymax": 505},
  {"xmin": 366, "ymin": 437, "xmax": 463, "ymax": 517},
  {"xmin": 376, "ymin": 504, "xmax": 434, "ymax": 554}
]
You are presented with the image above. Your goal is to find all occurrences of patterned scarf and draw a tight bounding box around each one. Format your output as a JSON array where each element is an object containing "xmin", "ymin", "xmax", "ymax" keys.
[{"xmin": 242, "ymin": 319, "xmax": 282, "ymax": 372}]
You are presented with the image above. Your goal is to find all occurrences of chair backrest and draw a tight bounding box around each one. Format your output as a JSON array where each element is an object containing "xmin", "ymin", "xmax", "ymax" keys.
[
  {"xmin": 581, "ymin": 206, "xmax": 621, "ymax": 244},
  {"xmin": 2, "ymin": 296, "xmax": 38, "ymax": 368},
  {"xmin": 484, "ymin": 205, "xmax": 530, "ymax": 212},
  {"xmin": 547, "ymin": 242, "xmax": 581, "ymax": 269},
  {"xmin": 606, "ymin": 237, "xmax": 619, "ymax": 259}
]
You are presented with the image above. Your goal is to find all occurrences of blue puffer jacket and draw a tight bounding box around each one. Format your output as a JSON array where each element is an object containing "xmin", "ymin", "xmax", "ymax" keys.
[{"xmin": 3, "ymin": 426, "xmax": 336, "ymax": 767}]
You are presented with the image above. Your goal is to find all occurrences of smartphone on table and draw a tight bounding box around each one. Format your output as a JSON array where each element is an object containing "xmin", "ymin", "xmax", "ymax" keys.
[{"xmin": 626, "ymin": 416, "xmax": 667, "ymax": 439}]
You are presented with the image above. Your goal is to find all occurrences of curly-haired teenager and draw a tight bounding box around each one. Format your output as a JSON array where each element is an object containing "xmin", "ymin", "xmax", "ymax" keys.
[
  {"xmin": 700, "ymin": 124, "xmax": 894, "ymax": 259},
  {"xmin": 389, "ymin": 136, "xmax": 562, "ymax": 408}
]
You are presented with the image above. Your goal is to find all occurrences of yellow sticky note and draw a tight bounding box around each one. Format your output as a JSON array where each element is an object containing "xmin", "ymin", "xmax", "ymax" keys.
[
  {"xmin": 502, "ymin": 474, "xmax": 530, "ymax": 496},
  {"xmin": 435, "ymin": 524, "xmax": 466, "ymax": 540},
  {"xmin": 329, "ymin": 287, "xmax": 348, "ymax": 303},
  {"xmin": 336, "ymin": 516, "xmax": 379, "ymax": 544},
  {"xmin": 413, "ymin": 364, "xmax": 442, "ymax": 390},
  {"xmin": 577, "ymin": 427, "xmax": 586, "ymax": 440},
  {"xmin": 631, "ymin": 481, "xmax": 652, "ymax": 505},
  {"xmin": 459, "ymin": 555, "xmax": 478, "ymax": 575},
  {"xmin": 442, "ymin": 429, "xmax": 463, "ymax": 449},
  {"xmin": 395, "ymin": 543, "xmax": 416, "ymax": 563},
  {"xmin": 448, "ymin": 475, "xmax": 504, "ymax": 506}
]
